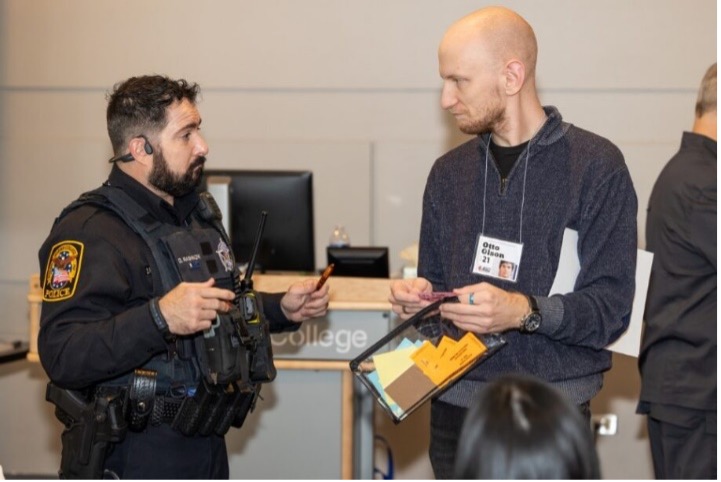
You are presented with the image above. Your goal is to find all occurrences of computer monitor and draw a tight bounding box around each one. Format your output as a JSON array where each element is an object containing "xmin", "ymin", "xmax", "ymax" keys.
[
  {"xmin": 202, "ymin": 169, "xmax": 315, "ymax": 273},
  {"xmin": 326, "ymin": 247, "xmax": 390, "ymax": 278}
]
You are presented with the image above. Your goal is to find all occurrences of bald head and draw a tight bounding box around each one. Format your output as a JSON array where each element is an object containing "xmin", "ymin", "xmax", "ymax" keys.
[
  {"xmin": 438, "ymin": 6, "xmax": 545, "ymax": 142},
  {"xmin": 440, "ymin": 6, "xmax": 538, "ymax": 80}
]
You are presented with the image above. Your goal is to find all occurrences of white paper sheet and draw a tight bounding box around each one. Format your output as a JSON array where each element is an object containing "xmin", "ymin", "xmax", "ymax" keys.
[{"xmin": 549, "ymin": 228, "xmax": 653, "ymax": 358}]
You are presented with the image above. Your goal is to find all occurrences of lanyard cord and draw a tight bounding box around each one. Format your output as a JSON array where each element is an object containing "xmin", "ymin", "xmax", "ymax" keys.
[
  {"xmin": 480, "ymin": 134, "xmax": 533, "ymax": 244},
  {"xmin": 481, "ymin": 139, "xmax": 490, "ymax": 235},
  {"xmin": 519, "ymin": 141, "xmax": 530, "ymax": 242}
]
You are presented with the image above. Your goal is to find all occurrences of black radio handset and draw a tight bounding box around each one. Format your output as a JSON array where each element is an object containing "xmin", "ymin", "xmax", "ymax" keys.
[
  {"xmin": 236, "ymin": 212, "xmax": 277, "ymax": 383},
  {"xmin": 195, "ymin": 191, "xmax": 245, "ymax": 386},
  {"xmin": 197, "ymin": 192, "xmax": 231, "ymax": 246}
]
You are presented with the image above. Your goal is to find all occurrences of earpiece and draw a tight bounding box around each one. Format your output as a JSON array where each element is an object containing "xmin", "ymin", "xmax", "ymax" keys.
[
  {"xmin": 107, "ymin": 153, "xmax": 135, "ymax": 164},
  {"xmin": 106, "ymin": 134, "xmax": 154, "ymax": 163},
  {"xmin": 140, "ymin": 135, "xmax": 154, "ymax": 155}
]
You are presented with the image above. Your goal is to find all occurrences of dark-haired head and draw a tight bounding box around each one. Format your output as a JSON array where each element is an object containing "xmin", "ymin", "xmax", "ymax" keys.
[
  {"xmin": 106, "ymin": 75, "xmax": 200, "ymax": 157},
  {"xmin": 454, "ymin": 374, "xmax": 600, "ymax": 479}
]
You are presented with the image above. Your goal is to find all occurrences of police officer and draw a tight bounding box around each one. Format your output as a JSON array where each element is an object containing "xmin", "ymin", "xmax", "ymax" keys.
[{"xmin": 38, "ymin": 75, "xmax": 330, "ymax": 479}]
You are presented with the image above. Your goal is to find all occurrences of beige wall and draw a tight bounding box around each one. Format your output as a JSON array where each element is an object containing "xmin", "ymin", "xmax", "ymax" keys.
[{"xmin": 0, "ymin": 0, "xmax": 715, "ymax": 478}]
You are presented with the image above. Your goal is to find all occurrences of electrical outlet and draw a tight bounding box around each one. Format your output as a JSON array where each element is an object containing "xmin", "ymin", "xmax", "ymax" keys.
[{"xmin": 592, "ymin": 413, "xmax": 618, "ymax": 436}]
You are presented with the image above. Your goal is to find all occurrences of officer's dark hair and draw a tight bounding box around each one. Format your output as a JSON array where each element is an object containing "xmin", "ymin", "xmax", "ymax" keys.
[
  {"xmin": 106, "ymin": 75, "xmax": 201, "ymax": 156},
  {"xmin": 454, "ymin": 374, "xmax": 600, "ymax": 480}
]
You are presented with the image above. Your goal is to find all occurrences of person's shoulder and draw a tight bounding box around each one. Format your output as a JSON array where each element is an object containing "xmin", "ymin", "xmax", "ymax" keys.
[
  {"xmin": 433, "ymin": 137, "xmax": 483, "ymax": 171},
  {"xmin": 565, "ymin": 125, "xmax": 625, "ymax": 167},
  {"xmin": 47, "ymin": 199, "xmax": 133, "ymax": 245},
  {"xmin": 654, "ymin": 142, "xmax": 717, "ymax": 202},
  {"xmin": 670, "ymin": 135, "xmax": 717, "ymax": 172},
  {"xmin": 57, "ymin": 201, "xmax": 119, "ymax": 228}
]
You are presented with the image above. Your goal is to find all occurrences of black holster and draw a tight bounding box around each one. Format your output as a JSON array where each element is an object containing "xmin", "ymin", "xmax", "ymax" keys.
[{"xmin": 46, "ymin": 383, "xmax": 127, "ymax": 479}]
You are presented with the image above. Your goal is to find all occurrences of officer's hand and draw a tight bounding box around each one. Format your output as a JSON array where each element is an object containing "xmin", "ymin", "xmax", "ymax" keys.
[
  {"xmin": 389, "ymin": 277, "xmax": 433, "ymax": 320},
  {"xmin": 438, "ymin": 282, "xmax": 529, "ymax": 334},
  {"xmin": 159, "ymin": 278, "xmax": 236, "ymax": 335},
  {"xmin": 280, "ymin": 279, "xmax": 330, "ymax": 323}
]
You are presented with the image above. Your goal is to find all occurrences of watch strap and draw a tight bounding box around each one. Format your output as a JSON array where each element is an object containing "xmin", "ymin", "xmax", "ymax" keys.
[
  {"xmin": 519, "ymin": 294, "xmax": 541, "ymax": 333},
  {"xmin": 149, "ymin": 297, "xmax": 175, "ymax": 342}
]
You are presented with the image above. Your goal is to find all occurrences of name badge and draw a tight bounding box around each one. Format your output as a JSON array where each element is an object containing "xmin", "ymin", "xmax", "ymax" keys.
[{"xmin": 471, "ymin": 235, "xmax": 523, "ymax": 282}]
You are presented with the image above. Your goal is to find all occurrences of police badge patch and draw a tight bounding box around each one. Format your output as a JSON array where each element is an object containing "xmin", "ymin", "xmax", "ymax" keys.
[
  {"xmin": 43, "ymin": 241, "xmax": 84, "ymax": 302},
  {"xmin": 216, "ymin": 240, "xmax": 234, "ymax": 272}
]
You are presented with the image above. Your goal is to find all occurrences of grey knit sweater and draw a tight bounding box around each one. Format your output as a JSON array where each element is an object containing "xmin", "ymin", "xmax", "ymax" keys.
[{"xmin": 419, "ymin": 106, "xmax": 637, "ymax": 406}]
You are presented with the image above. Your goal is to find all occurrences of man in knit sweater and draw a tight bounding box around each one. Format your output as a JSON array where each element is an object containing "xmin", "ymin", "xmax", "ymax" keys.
[{"xmin": 389, "ymin": 7, "xmax": 637, "ymax": 478}]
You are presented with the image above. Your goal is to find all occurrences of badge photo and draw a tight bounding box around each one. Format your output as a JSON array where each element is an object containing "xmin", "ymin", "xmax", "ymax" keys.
[{"xmin": 471, "ymin": 235, "xmax": 523, "ymax": 282}]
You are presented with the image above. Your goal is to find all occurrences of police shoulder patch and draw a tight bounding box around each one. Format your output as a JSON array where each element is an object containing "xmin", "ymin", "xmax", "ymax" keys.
[{"xmin": 42, "ymin": 240, "xmax": 84, "ymax": 302}]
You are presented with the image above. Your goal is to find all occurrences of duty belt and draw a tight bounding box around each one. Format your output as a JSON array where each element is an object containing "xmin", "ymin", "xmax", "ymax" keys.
[
  {"xmin": 128, "ymin": 369, "xmax": 157, "ymax": 431},
  {"xmin": 117, "ymin": 369, "xmax": 260, "ymax": 437},
  {"xmin": 125, "ymin": 369, "xmax": 191, "ymax": 429},
  {"xmin": 151, "ymin": 396, "xmax": 184, "ymax": 425}
]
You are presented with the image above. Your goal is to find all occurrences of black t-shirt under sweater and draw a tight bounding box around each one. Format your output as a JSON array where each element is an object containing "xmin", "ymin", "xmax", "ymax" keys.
[{"xmin": 490, "ymin": 139, "xmax": 529, "ymax": 179}]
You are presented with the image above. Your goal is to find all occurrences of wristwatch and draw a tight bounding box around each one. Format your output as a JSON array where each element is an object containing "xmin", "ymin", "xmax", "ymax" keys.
[{"xmin": 519, "ymin": 295, "xmax": 542, "ymax": 333}]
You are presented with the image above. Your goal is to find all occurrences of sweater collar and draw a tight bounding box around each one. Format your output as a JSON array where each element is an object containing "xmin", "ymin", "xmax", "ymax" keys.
[{"xmin": 479, "ymin": 105, "xmax": 568, "ymax": 148}]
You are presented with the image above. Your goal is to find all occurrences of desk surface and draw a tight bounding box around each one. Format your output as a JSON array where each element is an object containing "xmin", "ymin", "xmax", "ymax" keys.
[
  {"xmin": 0, "ymin": 340, "xmax": 29, "ymax": 364},
  {"xmin": 254, "ymin": 274, "xmax": 392, "ymax": 311}
]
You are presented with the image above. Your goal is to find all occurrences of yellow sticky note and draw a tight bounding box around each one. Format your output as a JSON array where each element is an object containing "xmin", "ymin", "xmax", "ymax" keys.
[{"xmin": 373, "ymin": 346, "xmax": 417, "ymax": 389}]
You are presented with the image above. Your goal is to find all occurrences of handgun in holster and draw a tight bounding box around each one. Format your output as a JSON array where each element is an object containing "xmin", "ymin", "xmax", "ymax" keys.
[{"xmin": 46, "ymin": 382, "xmax": 127, "ymax": 479}]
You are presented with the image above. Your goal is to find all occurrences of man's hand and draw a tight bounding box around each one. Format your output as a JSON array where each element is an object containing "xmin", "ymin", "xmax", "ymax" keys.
[
  {"xmin": 389, "ymin": 277, "xmax": 433, "ymax": 320},
  {"xmin": 439, "ymin": 282, "xmax": 530, "ymax": 334},
  {"xmin": 280, "ymin": 279, "xmax": 330, "ymax": 322},
  {"xmin": 158, "ymin": 278, "xmax": 235, "ymax": 335}
]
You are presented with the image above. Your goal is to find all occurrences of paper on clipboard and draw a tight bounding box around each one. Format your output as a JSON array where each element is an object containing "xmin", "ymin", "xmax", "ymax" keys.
[{"xmin": 549, "ymin": 228, "xmax": 653, "ymax": 357}]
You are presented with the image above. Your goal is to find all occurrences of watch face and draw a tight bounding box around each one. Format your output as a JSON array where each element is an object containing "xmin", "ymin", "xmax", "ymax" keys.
[{"xmin": 524, "ymin": 313, "xmax": 541, "ymax": 332}]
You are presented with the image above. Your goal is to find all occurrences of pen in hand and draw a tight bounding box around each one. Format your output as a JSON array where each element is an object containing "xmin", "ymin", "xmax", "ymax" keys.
[{"xmin": 316, "ymin": 263, "xmax": 335, "ymax": 290}]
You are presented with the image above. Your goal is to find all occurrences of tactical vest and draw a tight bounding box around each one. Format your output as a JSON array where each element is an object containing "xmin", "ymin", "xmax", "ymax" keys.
[{"xmin": 59, "ymin": 184, "xmax": 242, "ymax": 392}]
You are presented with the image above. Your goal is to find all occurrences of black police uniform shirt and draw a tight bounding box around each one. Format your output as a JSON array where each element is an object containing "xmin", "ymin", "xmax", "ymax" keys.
[{"xmin": 37, "ymin": 165, "xmax": 296, "ymax": 390}]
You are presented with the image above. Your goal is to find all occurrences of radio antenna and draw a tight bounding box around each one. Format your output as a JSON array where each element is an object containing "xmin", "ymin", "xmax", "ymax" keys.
[{"xmin": 242, "ymin": 211, "xmax": 268, "ymax": 287}]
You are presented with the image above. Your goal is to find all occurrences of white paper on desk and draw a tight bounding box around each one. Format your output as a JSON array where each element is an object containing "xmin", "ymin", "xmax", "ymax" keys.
[{"xmin": 549, "ymin": 228, "xmax": 653, "ymax": 358}]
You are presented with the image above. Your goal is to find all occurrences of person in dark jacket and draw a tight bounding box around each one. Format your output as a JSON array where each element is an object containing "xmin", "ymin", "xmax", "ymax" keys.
[
  {"xmin": 637, "ymin": 62, "xmax": 716, "ymax": 480},
  {"xmin": 389, "ymin": 7, "xmax": 637, "ymax": 478},
  {"xmin": 38, "ymin": 75, "xmax": 329, "ymax": 479}
]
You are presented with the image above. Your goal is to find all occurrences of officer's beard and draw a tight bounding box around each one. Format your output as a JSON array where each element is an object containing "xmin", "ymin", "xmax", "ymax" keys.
[{"xmin": 149, "ymin": 150, "xmax": 206, "ymax": 198}]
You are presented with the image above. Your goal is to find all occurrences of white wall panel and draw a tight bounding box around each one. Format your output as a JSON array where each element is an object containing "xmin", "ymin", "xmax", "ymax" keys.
[
  {"xmin": 372, "ymin": 141, "xmax": 444, "ymax": 275},
  {"xmin": 2, "ymin": 1, "xmax": 714, "ymax": 90}
]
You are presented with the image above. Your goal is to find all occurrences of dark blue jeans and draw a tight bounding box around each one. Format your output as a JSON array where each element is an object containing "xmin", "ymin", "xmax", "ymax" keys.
[{"xmin": 429, "ymin": 399, "xmax": 592, "ymax": 479}]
